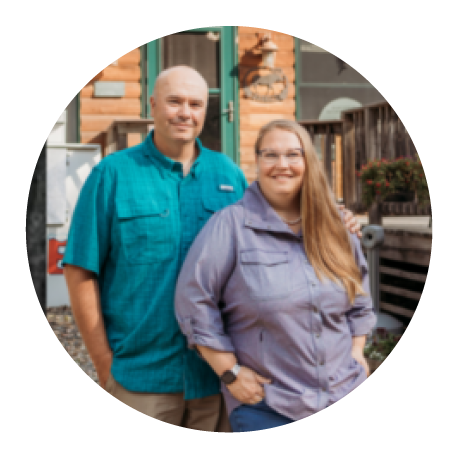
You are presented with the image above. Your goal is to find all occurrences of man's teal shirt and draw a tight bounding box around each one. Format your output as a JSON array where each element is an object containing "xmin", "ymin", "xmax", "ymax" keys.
[{"xmin": 63, "ymin": 131, "xmax": 248, "ymax": 398}]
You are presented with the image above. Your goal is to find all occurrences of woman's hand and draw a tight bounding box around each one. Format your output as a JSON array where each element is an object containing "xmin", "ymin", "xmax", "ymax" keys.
[
  {"xmin": 226, "ymin": 366, "xmax": 271, "ymax": 404},
  {"xmin": 351, "ymin": 347, "xmax": 370, "ymax": 377}
]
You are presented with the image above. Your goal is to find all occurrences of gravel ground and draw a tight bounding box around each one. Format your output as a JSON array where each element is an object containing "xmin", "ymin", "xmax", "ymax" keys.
[{"xmin": 47, "ymin": 306, "xmax": 98, "ymax": 383}]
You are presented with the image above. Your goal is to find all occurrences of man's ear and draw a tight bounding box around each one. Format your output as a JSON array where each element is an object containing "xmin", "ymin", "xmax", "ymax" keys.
[{"xmin": 149, "ymin": 95, "xmax": 155, "ymax": 117}]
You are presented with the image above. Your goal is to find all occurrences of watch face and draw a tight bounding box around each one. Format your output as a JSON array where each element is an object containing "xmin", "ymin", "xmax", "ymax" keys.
[{"xmin": 221, "ymin": 370, "xmax": 237, "ymax": 385}]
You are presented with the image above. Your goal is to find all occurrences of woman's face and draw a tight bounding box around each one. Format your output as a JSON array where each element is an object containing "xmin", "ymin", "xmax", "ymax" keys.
[{"xmin": 256, "ymin": 129, "xmax": 306, "ymax": 201}]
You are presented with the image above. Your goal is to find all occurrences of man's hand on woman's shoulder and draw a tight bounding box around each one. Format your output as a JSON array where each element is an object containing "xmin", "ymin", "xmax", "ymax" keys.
[{"xmin": 338, "ymin": 205, "xmax": 362, "ymax": 238}]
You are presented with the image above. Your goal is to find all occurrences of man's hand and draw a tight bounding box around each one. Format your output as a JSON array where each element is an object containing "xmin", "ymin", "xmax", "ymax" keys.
[
  {"xmin": 95, "ymin": 352, "xmax": 113, "ymax": 389},
  {"xmin": 338, "ymin": 205, "xmax": 362, "ymax": 238},
  {"xmin": 226, "ymin": 366, "xmax": 271, "ymax": 405},
  {"xmin": 64, "ymin": 265, "xmax": 114, "ymax": 390}
]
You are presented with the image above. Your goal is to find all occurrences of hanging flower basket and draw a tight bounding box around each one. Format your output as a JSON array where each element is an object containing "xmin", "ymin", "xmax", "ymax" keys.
[{"xmin": 356, "ymin": 156, "xmax": 429, "ymax": 210}]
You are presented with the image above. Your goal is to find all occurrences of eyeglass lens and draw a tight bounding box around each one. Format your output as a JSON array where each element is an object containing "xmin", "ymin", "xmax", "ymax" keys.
[{"xmin": 259, "ymin": 149, "xmax": 304, "ymax": 163}]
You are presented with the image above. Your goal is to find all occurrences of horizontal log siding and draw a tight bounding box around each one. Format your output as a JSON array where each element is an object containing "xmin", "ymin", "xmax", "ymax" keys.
[
  {"xmin": 80, "ymin": 48, "xmax": 142, "ymax": 148},
  {"xmin": 239, "ymin": 25, "xmax": 458, "ymax": 35},
  {"xmin": 238, "ymin": 27, "xmax": 296, "ymax": 183}
]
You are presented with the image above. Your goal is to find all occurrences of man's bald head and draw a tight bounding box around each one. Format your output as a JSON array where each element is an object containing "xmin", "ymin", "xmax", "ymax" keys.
[
  {"xmin": 153, "ymin": 66, "xmax": 208, "ymax": 99},
  {"xmin": 149, "ymin": 66, "xmax": 209, "ymax": 150}
]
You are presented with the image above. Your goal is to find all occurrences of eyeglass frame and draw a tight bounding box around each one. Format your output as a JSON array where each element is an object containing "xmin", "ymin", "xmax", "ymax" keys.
[{"xmin": 256, "ymin": 148, "xmax": 305, "ymax": 165}]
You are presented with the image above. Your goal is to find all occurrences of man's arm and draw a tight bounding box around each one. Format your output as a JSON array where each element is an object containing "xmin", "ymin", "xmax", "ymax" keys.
[{"xmin": 64, "ymin": 264, "xmax": 112, "ymax": 388}]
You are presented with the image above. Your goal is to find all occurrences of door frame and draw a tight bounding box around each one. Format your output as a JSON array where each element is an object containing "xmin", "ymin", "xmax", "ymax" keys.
[{"xmin": 145, "ymin": 26, "xmax": 239, "ymax": 164}]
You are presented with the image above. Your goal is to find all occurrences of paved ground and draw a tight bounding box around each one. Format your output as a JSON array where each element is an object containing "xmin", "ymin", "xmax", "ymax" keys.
[{"xmin": 47, "ymin": 307, "xmax": 98, "ymax": 384}]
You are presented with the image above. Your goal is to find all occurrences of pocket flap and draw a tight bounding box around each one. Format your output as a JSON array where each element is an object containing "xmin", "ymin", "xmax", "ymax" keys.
[
  {"xmin": 116, "ymin": 199, "xmax": 168, "ymax": 219},
  {"xmin": 202, "ymin": 197, "xmax": 223, "ymax": 213},
  {"xmin": 240, "ymin": 250, "xmax": 288, "ymax": 266}
]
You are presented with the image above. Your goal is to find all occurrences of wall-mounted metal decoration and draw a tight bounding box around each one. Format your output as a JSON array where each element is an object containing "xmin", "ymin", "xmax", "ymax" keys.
[{"xmin": 243, "ymin": 67, "xmax": 289, "ymax": 102}]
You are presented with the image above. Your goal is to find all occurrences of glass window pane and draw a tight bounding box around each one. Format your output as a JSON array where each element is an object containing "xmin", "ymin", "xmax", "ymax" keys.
[
  {"xmin": 199, "ymin": 95, "xmax": 221, "ymax": 152},
  {"xmin": 162, "ymin": 32, "xmax": 220, "ymax": 88},
  {"xmin": 298, "ymin": 37, "xmax": 458, "ymax": 119}
]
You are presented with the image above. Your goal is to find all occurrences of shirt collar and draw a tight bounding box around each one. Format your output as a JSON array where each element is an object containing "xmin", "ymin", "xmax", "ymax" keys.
[
  {"xmin": 143, "ymin": 130, "xmax": 204, "ymax": 178},
  {"xmin": 241, "ymin": 181, "xmax": 302, "ymax": 238}
]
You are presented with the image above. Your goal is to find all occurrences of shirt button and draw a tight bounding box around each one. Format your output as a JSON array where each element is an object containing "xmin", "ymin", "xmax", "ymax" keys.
[
  {"xmin": 316, "ymin": 333, "xmax": 320, "ymax": 338},
  {"xmin": 321, "ymin": 387, "xmax": 326, "ymax": 392},
  {"xmin": 320, "ymin": 361, "xmax": 325, "ymax": 366},
  {"xmin": 313, "ymin": 306, "xmax": 318, "ymax": 313}
]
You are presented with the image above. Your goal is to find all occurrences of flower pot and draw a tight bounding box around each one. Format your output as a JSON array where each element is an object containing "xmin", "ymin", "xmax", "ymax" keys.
[
  {"xmin": 384, "ymin": 189, "xmax": 415, "ymax": 203},
  {"xmin": 367, "ymin": 358, "xmax": 383, "ymax": 375},
  {"xmin": 368, "ymin": 200, "xmax": 382, "ymax": 225}
]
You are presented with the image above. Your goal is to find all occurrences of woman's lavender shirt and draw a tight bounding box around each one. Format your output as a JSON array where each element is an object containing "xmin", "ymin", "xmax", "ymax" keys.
[{"xmin": 175, "ymin": 182, "xmax": 376, "ymax": 421}]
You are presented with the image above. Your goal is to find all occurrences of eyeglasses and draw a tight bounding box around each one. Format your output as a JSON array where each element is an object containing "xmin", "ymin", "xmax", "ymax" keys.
[{"xmin": 257, "ymin": 148, "xmax": 304, "ymax": 165}]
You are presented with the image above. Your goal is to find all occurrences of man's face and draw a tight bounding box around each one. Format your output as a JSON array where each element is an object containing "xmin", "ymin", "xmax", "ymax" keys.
[{"xmin": 150, "ymin": 69, "xmax": 208, "ymax": 146}]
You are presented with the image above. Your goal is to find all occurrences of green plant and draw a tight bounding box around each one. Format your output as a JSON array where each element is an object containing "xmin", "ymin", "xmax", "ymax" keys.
[
  {"xmin": 364, "ymin": 328, "xmax": 401, "ymax": 362},
  {"xmin": 357, "ymin": 155, "xmax": 429, "ymax": 208}
]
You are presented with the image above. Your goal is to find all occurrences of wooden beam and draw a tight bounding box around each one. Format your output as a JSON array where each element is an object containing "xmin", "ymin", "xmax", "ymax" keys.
[
  {"xmin": 380, "ymin": 302, "xmax": 415, "ymax": 318},
  {"xmin": 380, "ymin": 248, "xmax": 431, "ymax": 267},
  {"xmin": 365, "ymin": 107, "xmax": 377, "ymax": 161},
  {"xmin": 388, "ymin": 106, "xmax": 396, "ymax": 160},
  {"xmin": 395, "ymin": 117, "xmax": 403, "ymax": 158},
  {"xmin": 324, "ymin": 125, "xmax": 333, "ymax": 186},
  {"xmin": 380, "ymin": 266, "xmax": 427, "ymax": 283},
  {"xmin": 308, "ymin": 125, "xmax": 315, "ymax": 143},
  {"xmin": 342, "ymin": 114, "xmax": 356, "ymax": 206},
  {"xmin": 335, "ymin": 135, "xmax": 343, "ymax": 201},
  {"xmin": 376, "ymin": 107, "xmax": 384, "ymax": 160},
  {"xmin": 380, "ymin": 284, "xmax": 422, "ymax": 300},
  {"xmin": 382, "ymin": 105, "xmax": 390, "ymax": 159},
  {"xmin": 355, "ymin": 111, "xmax": 364, "ymax": 202}
]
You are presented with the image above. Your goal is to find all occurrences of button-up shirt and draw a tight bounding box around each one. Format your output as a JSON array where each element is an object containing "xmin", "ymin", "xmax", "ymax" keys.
[
  {"xmin": 63, "ymin": 131, "xmax": 247, "ymax": 398},
  {"xmin": 175, "ymin": 182, "xmax": 376, "ymax": 420}
]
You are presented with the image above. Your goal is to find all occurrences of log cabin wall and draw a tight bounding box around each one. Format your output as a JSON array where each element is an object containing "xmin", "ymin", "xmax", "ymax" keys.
[
  {"xmin": 238, "ymin": 26, "xmax": 458, "ymax": 187},
  {"xmin": 78, "ymin": 28, "xmax": 298, "ymax": 176},
  {"xmin": 79, "ymin": 48, "xmax": 143, "ymax": 149},
  {"xmin": 237, "ymin": 27, "xmax": 296, "ymax": 183}
]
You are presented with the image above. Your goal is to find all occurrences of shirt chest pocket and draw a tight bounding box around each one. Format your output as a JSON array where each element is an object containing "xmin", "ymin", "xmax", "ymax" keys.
[
  {"xmin": 116, "ymin": 199, "xmax": 174, "ymax": 265},
  {"xmin": 319, "ymin": 278, "xmax": 351, "ymax": 316},
  {"xmin": 197, "ymin": 191, "xmax": 238, "ymax": 231},
  {"xmin": 239, "ymin": 249, "xmax": 291, "ymax": 300}
]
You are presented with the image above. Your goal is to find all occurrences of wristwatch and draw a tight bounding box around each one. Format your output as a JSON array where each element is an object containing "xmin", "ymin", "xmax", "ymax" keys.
[{"xmin": 220, "ymin": 364, "xmax": 241, "ymax": 385}]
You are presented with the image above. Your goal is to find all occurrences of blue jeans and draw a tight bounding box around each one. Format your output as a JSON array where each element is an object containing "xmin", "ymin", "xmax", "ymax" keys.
[{"xmin": 229, "ymin": 400, "xmax": 294, "ymax": 432}]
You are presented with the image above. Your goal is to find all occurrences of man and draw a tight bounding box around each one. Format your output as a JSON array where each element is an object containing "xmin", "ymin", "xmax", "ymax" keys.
[{"xmin": 63, "ymin": 66, "xmax": 361, "ymax": 431}]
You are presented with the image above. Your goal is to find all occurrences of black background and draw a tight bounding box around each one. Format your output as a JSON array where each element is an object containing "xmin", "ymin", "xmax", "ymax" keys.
[{"xmin": 0, "ymin": 31, "xmax": 162, "ymax": 437}]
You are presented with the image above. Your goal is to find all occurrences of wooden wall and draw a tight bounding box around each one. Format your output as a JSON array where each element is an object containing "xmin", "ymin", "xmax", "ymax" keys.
[
  {"xmin": 79, "ymin": 48, "xmax": 142, "ymax": 148},
  {"xmin": 238, "ymin": 27, "xmax": 297, "ymax": 183}
]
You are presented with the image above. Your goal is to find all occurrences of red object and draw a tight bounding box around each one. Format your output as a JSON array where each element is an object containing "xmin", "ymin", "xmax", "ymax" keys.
[
  {"xmin": 48, "ymin": 239, "xmax": 67, "ymax": 274},
  {"xmin": 376, "ymin": 190, "xmax": 381, "ymax": 194},
  {"xmin": 366, "ymin": 180, "xmax": 373, "ymax": 185},
  {"xmin": 385, "ymin": 181, "xmax": 390, "ymax": 187},
  {"xmin": 376, "ymin": 183, "xmax": 381, "ymax": 187}
]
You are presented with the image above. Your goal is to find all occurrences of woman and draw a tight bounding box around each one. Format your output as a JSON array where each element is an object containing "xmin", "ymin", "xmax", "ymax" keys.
[{"xmin": 174, "ymin": 120, "xmax": 376, "ymax": 432}]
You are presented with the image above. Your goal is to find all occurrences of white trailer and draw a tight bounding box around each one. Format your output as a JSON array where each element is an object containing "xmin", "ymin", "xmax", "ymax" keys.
[{"xmin": 46, "ymin": 142, "xmax": 101, "ymax": 307}]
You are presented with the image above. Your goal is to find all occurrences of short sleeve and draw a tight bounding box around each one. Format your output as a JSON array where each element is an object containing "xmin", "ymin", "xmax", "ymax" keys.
[{"xmin": 63, "ymin": 166, "xmax": 114, "ymax": 275}]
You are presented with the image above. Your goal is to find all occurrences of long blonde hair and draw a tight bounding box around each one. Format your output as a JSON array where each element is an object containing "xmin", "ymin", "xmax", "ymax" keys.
[{"xmin": 255, "ymin": 120, "xmax": 365, "ymax": 303}]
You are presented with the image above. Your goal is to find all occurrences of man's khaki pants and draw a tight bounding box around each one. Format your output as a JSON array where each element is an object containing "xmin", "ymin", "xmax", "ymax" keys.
[{"xmin": 105, "ymin": 374, "xmax": 231, "ymax": 432}]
